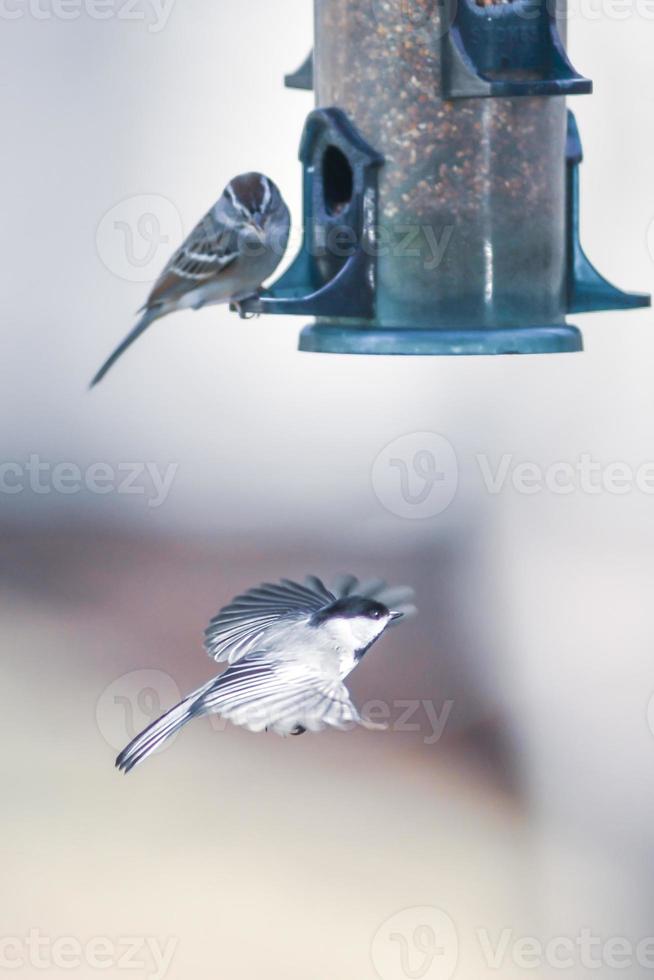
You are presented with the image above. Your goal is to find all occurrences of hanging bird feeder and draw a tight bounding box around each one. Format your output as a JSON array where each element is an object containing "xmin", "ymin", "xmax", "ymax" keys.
[{"xmin": 238, "ymin": 0, "xmax": 649, "ymax": 355}]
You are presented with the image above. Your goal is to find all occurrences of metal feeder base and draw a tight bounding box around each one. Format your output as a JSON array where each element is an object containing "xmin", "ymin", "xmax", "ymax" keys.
[{"xmin": 299, "ymin": 324, "xmax": 584, "ymax": 356}]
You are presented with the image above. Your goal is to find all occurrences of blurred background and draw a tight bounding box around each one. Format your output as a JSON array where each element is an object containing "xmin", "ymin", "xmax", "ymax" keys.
[{"xmin": 2, "ymin": 1, "xmax": 654, "ymax": 978}]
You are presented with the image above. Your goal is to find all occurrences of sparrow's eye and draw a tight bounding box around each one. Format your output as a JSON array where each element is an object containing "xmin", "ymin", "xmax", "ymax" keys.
[{"xmin": 370, "ymin": 609, "xmax": 382, "ymax": 619}]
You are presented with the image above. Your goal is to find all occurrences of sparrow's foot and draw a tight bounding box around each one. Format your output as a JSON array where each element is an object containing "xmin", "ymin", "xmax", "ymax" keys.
[{"xmin": 231, "ymin": 294, "xmax": 260, "ymax": 320}]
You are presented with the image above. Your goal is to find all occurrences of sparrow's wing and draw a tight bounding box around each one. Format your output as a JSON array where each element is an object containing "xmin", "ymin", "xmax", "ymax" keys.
[
  {"xmin": 331, "ymin": 575, "xmax": 417, "ymax": 624},
  {"xmin": 195, "ymin": 653, "xmax": 376, "ymax": 735},
  {"xmin": 145, "ymin": 210, "xmax": 240, "ymax": 309},
  {"xmin": 90, "ymin": 211, "xmax": 240, "ymax": 388},
  {"xmin": 204, "ymin": 576, "xmax": 337, "ymax": 665}
]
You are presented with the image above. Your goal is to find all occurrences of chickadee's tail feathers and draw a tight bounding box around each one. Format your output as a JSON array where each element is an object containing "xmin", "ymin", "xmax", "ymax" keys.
[
  {"xmin": 90, "ymin": 307, "xmax": 160, "ymax": 388},
  {"xmin": 115, "ymin": 680, "xmax": 212, "ymax": 774}
]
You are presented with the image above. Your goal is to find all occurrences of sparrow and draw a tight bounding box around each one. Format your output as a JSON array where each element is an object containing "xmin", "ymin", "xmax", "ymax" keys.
[
  {"xmin": 91, "ymin": 172, "xmax": 291, "ymax": 387},
  {"xmin": 116, "ymin": 574, "xmax": 415, "ymax": 773}
]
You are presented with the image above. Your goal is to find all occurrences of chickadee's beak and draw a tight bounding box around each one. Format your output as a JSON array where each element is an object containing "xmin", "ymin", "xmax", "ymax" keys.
[{"xmin": 389, "ymin": 611, "xmax": 404, "ymax": 622}]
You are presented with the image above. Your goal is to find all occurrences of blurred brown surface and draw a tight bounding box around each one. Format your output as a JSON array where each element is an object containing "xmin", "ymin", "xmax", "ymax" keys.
[{"xmin": 1, "ymin": 525, "xmax": 529, "ymax": 980}]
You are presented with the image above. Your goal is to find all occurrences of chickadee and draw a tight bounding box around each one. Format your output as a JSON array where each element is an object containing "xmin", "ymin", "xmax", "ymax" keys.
[
  {"xmin": 116, "ymin": 574, "xmax": 415, "ymax": 773},
  {"xmin": 91, "ymin": 173, "xmax": 290, "ymax": 387}
]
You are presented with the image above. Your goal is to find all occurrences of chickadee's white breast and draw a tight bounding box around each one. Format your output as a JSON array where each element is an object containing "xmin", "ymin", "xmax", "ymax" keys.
[{"xmin": 262, "ymin": 619, "xmax": 355, "ymax": 679}]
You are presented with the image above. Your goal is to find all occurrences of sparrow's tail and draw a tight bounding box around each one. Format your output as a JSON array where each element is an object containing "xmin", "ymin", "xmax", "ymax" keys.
[
  {"xmin": 115, "ymin": 680, "xmax": 212, "ymax": 774},
  {"xmin": 90, "ymin": 307, "xmax": 160, "ymax": 388}
]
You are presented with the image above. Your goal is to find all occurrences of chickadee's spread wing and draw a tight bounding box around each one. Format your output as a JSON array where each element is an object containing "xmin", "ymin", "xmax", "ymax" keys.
[
  {"xmin": 204, "ymin": 576, "xmax": 336, "ymax": 664},
  {"xmin": 195, "ymin": 653, "xmax": 375, "ymax": 736},
  {"xmin": 204, "ymin": 575, "xmax": 416, "ymax": 665},
  {"xmin": 146, "ymin": 211, "xmax": 239, "ymax": 309}
]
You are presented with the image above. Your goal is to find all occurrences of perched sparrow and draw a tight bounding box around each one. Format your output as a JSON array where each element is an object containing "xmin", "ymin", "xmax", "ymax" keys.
[
  {"xmin": 91, "ymin": 173, "xmax": 290, "ymax": 387},
  {"xmin": 116, "ymin": 575, "xmax": 415, "ymax": 773}
]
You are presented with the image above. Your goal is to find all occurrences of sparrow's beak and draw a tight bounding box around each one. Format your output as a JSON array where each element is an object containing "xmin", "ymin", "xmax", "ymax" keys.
[
  {"xmin": 249, "ymin": 220, "xmax": 266, "ymax": 243},
  {"xmin": 389, "ymin": 611, "xmax": 404, "ymax": 622}
]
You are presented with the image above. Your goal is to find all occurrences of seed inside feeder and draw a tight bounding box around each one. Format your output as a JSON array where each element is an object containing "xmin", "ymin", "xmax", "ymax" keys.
[{"xmin": 314, "ymin": 0, "xmax": 567, "ymax": 329}]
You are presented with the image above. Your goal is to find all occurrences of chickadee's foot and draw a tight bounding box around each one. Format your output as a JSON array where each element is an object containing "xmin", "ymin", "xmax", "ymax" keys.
[{"xmin": 271, "ymin": 725, "xmax": 306, "ymax": 737}]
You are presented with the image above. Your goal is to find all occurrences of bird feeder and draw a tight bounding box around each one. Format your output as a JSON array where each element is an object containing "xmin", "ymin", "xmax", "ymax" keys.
[{"xmin": 239, "ymin": 0, "xmax": 649, "ymax": 355}]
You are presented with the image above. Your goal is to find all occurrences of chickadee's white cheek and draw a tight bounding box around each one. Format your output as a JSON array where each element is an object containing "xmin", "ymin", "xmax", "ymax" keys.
[{"xmin": 350, "ymin": 618, "xmax": 384, "ymax": 649}]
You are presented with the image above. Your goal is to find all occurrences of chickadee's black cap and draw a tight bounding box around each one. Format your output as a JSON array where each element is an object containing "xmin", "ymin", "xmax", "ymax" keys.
[{"xmin": 311, "ymin": 596, "xmax": 390, "ymax": 625}]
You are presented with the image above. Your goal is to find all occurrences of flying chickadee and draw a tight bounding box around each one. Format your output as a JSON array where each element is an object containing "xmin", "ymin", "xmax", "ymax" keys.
[
  {"xmin": 116, "ymin": 574, "xmax": 416, "ymax": 773},
  {"xmin": 91, "ymin": 173, "xmax": 290, "ymax": 387}
]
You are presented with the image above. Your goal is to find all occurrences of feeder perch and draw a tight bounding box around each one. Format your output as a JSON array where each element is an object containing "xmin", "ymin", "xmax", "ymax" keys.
[
  {"xmin": 285, "ymin": 51, "xmax": 314, "ymax": 90},
  {"xmin": 565, "ymin": 111, "xmax": 649, "ymax": 314},
  {"xmin": 442, "ymin": 0, "xmax": 592, "ymax": 98},
  {"xmin": 240, "ymin": 0, "xmax": 649, "ymax": 355},
  {"xmin": 241, "ymin": 109, "xmax": 382, "ymax": 319}
]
